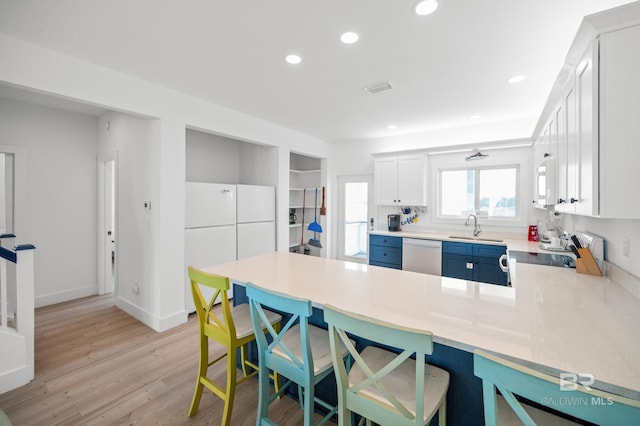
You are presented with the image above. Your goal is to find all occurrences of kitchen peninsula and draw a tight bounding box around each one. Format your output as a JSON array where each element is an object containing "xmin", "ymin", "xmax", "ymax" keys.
[{"xmin": 203, "ymin": 251, "xmax": 640, "ymax": 424}]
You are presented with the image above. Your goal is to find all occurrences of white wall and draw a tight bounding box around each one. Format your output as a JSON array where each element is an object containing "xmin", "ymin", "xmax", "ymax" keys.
[
  {"xmin": 0, "ymin": 98, "xmax": 98, "ymax": 306},
  {"xmin": 97, "ymin": 112, "xmax": 157, "ymax": 319},
  {"xmin": 185, "ymin": 129, "xmax": 278, "ymax": 187},
  {"xmin": 0, "ymin": 33, "xmax": 332, "ymax": 330},
  {"xmin": 185, "ymin": 129, "xmax": 241, "ymax": 184},
  {"xmin": 565, "ymin": 215, "xmax": 640, "ymax": 278}
]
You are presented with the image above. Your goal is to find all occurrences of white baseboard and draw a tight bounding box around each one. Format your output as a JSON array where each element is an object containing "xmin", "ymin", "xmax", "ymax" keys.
[
  {"xmin": 0, "ymin": 364, "xmax": 33, "ymax": 394},
  {"xmin": 116, "ymin": 296, "xmax": 188, "ymax": 332},
  {"xmin": 35, "ymin": 285, "xmax": 98, "ymax": 308}
]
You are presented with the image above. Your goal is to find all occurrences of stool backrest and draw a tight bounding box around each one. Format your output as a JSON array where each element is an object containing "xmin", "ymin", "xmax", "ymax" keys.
[
  {"xmin": 188, "ymin": 266, "xmax": 235, "ymax": 342},
  {"xmin": 246, "ymin": 282, "xmax": 313, "ymax": 385},
  {"xmin": 324, "ymin": 304, "xmax": 434, "ymax": 425},
  {"xmin": 474, "ymin": 349, "xmax": 640, "ymax": 426}
]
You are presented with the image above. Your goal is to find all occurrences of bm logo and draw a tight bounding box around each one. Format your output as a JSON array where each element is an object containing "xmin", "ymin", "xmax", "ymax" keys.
[{"xmin": 560, "ymin": 373, "xmax": 595, "ymax": 391}]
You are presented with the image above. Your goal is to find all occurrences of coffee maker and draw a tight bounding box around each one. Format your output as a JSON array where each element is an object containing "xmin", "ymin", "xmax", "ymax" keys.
[{"xmin": 387, "ymin": 214, "xmax": 401, "ymax": 232}]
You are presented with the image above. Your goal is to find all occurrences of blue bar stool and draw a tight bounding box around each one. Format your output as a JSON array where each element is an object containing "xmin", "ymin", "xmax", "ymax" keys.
[
  {"xmin": 246, "ymin": 282, "xmax": 352, "ymax": 426},
  {"xmin": 324, "ymin": 304, "xmax": 449, "ymax": 426},
  {"xmin": 474, "ymin": 349, "xmax": 640, "ymax": 425}
]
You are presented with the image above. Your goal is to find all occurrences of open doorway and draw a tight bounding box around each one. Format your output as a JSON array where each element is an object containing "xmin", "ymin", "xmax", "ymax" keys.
[
  {"xmin": 98, "ymin": 158, "xmax": 116, "ymax": 296},
  {"xmin": 337, "ymin": 174, "xmax": 373, "ymax": 263}
]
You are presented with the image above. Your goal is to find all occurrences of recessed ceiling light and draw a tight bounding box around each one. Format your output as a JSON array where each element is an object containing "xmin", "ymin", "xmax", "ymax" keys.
[
  {"xmin": 340, "ymin": 32, "xmax": 359, "ymax": 44},
  {"xmin": 285, "ymin": 54, "xmax": 302, "ymax": 65},
  {"xmin": 508, "ymin": 75, "xmax": 526, "ymax": 83},
  {"xmin": 387, "ymin": 125, "xmax": 397, "ymax": 130},
  {"xmin": 415, "ymin": 0, "xmax": 438, "ymax": 16},
  {"xmin": 469, "ymin": 115, "xmax": 481, "ymax": 120}
]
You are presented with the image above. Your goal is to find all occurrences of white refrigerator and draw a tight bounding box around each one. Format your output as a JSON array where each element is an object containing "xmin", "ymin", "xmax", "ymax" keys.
[
  {"xmin": 185, "ymin": 182, "xmax": 237, "ymax": 312},
  {"xmin": 237, "ymin": 184, "xmax": 276, "ymax": 259}
]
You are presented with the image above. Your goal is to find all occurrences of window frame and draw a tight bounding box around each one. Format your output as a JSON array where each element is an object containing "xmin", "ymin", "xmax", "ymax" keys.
[{"xmin": 430, "ymin": 151, "xmax": 529, "ymax": 228}]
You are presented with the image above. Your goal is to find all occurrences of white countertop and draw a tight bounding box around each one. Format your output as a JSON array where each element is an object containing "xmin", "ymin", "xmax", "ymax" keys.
[{"xmin": 203, "ymin": 251, "xmax": 640, "ymax": 400}]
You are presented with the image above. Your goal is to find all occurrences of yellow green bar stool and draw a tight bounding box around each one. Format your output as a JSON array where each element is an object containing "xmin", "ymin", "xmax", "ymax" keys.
[{"xmin": 187, "ymin": 266, "xmax": 282, "ymax": 426}]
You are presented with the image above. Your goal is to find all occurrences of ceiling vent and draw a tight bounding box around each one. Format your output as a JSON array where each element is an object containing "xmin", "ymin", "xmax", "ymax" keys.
[{"xmin": 364, "ymin": 81, "xmax": 394, "ymax": 95}]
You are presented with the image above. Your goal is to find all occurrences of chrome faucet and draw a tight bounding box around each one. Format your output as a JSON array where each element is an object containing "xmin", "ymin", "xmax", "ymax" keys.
[{"xmin": 465, "ymin": 213, "xmax": 481, "ymax": 236}]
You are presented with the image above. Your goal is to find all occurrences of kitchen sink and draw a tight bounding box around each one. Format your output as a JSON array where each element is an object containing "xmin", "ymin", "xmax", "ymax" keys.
[{"xmin": 448, "ymin": 236, "xmax": 504, "ymax": 243}]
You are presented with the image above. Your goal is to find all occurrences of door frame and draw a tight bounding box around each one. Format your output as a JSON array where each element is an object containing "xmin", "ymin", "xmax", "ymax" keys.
[
  {"xmin": 336, "ymin": 174, "xmax": 373, "ymax": 263},
  {"xmin": 97, "ymin": 155, "xmax": 118, "ymax": 296}
]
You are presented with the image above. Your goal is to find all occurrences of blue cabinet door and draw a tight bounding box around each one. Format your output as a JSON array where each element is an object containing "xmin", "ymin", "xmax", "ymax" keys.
[
  {"xmin": 473, "ymin": 256, "xmax": 508, "ymax": 286},
  {"xmin": 369, "ymin": 235, "xmax": 402, "ymax": 269},
  {"xmin": 442, "ymin": 253, "xmax": 473, "ymax": 281},
  {"xmin": 442, "ymin": 241, "xmax": 507, "ymax": 285}
]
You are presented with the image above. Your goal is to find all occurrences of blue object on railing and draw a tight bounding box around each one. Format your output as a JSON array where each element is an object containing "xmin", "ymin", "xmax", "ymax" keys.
[
  {"xmin": 0, "ymin": 244, "xmax": 36, "ymax": 263},
  {"xmin": 0, "ymin": 246, "xmax": 17, "ymax": 263}
]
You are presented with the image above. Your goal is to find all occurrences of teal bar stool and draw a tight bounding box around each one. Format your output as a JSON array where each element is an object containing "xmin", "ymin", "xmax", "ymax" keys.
[
  {"xmin": 324, "ymin": 304, "xmax": 449, "ymax": 426},
  {"xmin": 474, "ymin": 349, "xmax": 640, "ymax": 425},
  {"xmin": 246, "ymin": 282, "xmax": 351, "ymax": 426}
]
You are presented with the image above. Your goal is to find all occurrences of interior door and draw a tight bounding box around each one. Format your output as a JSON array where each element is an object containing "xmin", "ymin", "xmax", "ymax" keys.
[{"xmin": 337, "ymin": 174, "xmax": 373, "ymax": 263}]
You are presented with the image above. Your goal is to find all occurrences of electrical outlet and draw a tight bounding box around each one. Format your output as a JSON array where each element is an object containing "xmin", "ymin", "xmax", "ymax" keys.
[
  {"xmin": 623, "ymin": 238, "xmax": 630, "ymax": 257},
  {"xmin": 132, "ymin": 284, "xmax": 140, "ymax": 295}
]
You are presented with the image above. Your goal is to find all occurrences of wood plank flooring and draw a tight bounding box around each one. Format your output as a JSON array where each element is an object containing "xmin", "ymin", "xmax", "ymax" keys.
[{"xmin": 0, "ymin": 295, "xmax": 336, "ymax": 425}]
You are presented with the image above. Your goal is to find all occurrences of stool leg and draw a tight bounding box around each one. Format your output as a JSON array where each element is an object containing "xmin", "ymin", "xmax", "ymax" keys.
[
  {"xmin": 222, "ymin": 347, "xmax": 237, "ymax": 426},
  {"xmin": 256, "ymin": 362, "xmax": 271, "ymax": 423},
  {"xmin": 241, "ymin": 344, "xmax": 250, "ymax": 377},
  {"xmin": 302, "ymin": 385, "xmax": 314, "ymax": 426},
  {"xmin": 188, "ymin": 334, "xmax": 208, "ymax": 417},
  {"xmin": 438, "ymin": 396, "xmax": 447, "ymax": 425},
  {"xmin": 272, "ymin": 322, "xmax": 282, "ymax": 398}
]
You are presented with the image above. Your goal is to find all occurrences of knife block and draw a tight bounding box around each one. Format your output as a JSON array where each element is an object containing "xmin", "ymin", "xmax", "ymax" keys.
[{"xmin": 576, "ymin": 248, "xmax": 602, "ymax": 276}]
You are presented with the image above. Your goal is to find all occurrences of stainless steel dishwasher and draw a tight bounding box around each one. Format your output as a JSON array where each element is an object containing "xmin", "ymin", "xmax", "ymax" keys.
[{"xmin": 402, "ymin": 238, "xmax": 442, "ymax": 275}]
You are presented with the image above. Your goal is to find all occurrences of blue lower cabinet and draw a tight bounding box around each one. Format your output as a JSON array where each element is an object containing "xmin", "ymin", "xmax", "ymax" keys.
[
  {"xmin": 442, "ymin": 241, "xmax": 508, "ymax": 286},
  {"xmin": 442, "ymin": 253, "xmax": 473, "ymax": 280},
  {"xmin": 369, "ymin": 235, "xmax": 402, "ymax": 269}
]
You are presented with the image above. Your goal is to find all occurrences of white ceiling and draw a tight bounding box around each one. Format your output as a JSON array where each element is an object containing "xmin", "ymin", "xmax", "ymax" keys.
[{"xmin": 0, "ymin": 0, "xmax": 634, "ymax": 144}]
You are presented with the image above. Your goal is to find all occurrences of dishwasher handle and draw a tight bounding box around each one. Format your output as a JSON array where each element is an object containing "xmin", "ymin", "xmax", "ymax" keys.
[{"xmin": 403, "ymin": 238, "xmax": 442, "ymax": 248}]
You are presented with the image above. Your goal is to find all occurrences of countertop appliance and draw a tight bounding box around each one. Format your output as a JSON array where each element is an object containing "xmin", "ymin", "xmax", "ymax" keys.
[
  {"xmin": 388, "ymin": 214, "xmax": 401, "ymax": 232},
  {"xmin": 402, "ymin": 238, "xmax": 442, "ymax": 275}
]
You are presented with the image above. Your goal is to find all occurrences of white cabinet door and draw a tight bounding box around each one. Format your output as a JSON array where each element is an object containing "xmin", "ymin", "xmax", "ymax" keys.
[
  {"xmin": 374, "ymin": 155, "xmax": 427, "ymax": 206},
  {"xmin": 576, "ymin": 45, "xmax": 598, "ymax": 216},
  {"xmin": 185, "ymin": 182, "xmax": 236, "ymax": 228},
  {"xmin": 237, "ymin": 184, "xmax": 275, "ymax": 223},
  {"xmin": 599, "ymin": 24, "xmax": 640, "ymax": 218},
  {"xmin": 374, "ymin": 157, "xmax": 398, "ymax": 205},
  {"xmin": 562, "ymin": 81, "xmax": 578, "ymax": 213},
  {"xmin": 554, "ymin": 101, "xmax": 567, "ymax": 206},
  {"xmin": 397, "ymin": 155, "xmax": 427, "ymax": 205}
]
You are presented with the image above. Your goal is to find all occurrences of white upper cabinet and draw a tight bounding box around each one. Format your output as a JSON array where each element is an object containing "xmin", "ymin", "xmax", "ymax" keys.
[
  {"xmin": 374, "ymin": 154, "xmax": 427, "ymax": 206},
  {"xmin": 575, "ymin": 45, "xmax": 598, "ymax": 216},
  {"xmin": 535, "ymin": 12, "xmax": 640, "ymax": 219},
  {"xmin": 598, "ymin": 24, "xmax": 640, "ymax": 218}
]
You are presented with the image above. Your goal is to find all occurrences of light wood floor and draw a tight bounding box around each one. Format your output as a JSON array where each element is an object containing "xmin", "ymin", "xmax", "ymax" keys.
[{"xmin": 0, "ymin": 295, "xmax": 336, "ymax": 425}]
